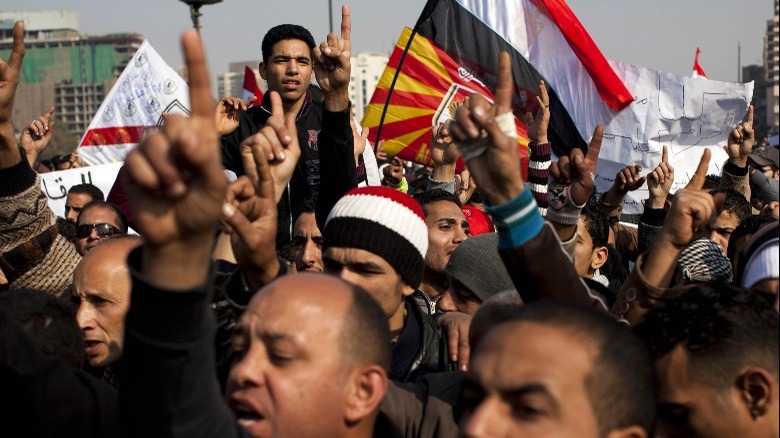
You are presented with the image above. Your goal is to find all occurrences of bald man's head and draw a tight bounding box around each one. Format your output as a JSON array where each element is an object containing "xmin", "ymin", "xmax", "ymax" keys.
[{"xmin": 227, "ymin": 274, "xmax": 389, "ymax": 438}]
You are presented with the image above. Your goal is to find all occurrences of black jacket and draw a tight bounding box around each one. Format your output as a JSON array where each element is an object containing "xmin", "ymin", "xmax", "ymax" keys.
[
  {"xmin": 220, "ymin": 89, "xmax": 356, "ymax": 245},
  {"xmin": 391, "ymin": 297, "xmax": 456, "ymax": 382}
]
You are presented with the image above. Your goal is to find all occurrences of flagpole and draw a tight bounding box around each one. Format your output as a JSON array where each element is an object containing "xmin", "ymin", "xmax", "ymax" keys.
[
  {"xmin": 329, "ymin": 0, "xmax": 334, "ymax": 34},
  {"xmin": 738, "ymin": 42, "xmax": 741, "ymax": 82},
  {"xmin": 179, "ymin": 0, "xmax": 223, "ymax": 32}
]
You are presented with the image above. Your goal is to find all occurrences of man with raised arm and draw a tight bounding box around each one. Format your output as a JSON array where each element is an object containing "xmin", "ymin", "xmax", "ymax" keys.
[
  {"xmin": 218, "ymin": 7, "xmax": 356, "ymax": 245},
  {"xmin": 119, "ymin": 28, "xmax": 389, "ymax": 438},
  {"xmin": 449, "ymin": 52, "xmax": 609, "ymax": 312},
  {"xmin": 0, "ymin": 21, "xmax": 80, "ymax": 297}
]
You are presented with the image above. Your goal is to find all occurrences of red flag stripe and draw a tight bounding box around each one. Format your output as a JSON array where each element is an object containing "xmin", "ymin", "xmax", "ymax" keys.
[
  {"xmin": 529, "ymin": 0, "xmax": 633, "ymax": 110},
  {"xmin": 79, "ymin": 126, "xmax": 147, "ymax": 147}
]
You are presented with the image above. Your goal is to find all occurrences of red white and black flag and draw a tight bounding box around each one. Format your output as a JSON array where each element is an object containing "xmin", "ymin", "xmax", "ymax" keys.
[
  {"xmin": 691, "ymin": 47, "xmax": 708, "ymax": 79},
  {"xmin": 242, "ymin": 66, "xmax": 263, "ymax": 104}
]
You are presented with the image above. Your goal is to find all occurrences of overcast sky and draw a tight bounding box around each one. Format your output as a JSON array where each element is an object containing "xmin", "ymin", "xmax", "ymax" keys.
[{"xmin": 3, "ymin": 0, "xmax": 773, "ymax": 92}]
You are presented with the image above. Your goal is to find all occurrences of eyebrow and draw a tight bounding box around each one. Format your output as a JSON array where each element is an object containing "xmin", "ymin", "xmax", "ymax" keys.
[
  {"xmin": 435, "ymin": 218, "xmax": 459, "ymax": 225},
  {"xmin": 271, "ymin": 54, "xmax": 311, "ymax": 62}
]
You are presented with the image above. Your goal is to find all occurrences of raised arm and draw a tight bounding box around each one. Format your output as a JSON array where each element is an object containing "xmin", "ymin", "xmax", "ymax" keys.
[
  {"xmin": 720, "ymin": 105, "xmax": 755, "ymax": 201},
  {"xmin": 450, "ymin": 53, "xmax": 608, "ymax": 312},
  {"xmin": 120, "ymin": 29, "xmax": 241, "ymax": 437},
  {"xmin": 0, "ymin": 21, "xmax": 25, "ymax": 166},
  {"xmin": 614, "ymin": 149, "xmax": 722, "ymax": 324},
  {"xmin": 20, "ymin": 107, "xmax": 55, "ymax": 166}
]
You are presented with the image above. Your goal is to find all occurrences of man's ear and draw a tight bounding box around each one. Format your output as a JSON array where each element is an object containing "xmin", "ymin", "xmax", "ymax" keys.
[
  {"xmin": 590, "ymin": 246, "xmax": 609, "ymax": 271},
  {"xmin": 738, "ymin": 367, "xmax": 774, "ymax": 419},
  {"xmin": 344, "ymin": 365, "xmax": 388, "ymax": 424},
  {"xmin": 258, "ymin": 62, "xmax": 267, "ymax": 80},
  {"xmin": 605, "ymin": 425, "xmax": 647, "ymax": 438},
  {"xmin": 401, "ymin": 282, "xmax": 415, "ymax": 298}
]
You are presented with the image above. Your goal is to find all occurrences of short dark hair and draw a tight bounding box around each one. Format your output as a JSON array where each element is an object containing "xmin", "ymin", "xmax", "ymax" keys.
[
  {"xmin": 580, "ymin": 196, "xmax": 609, "ymax": 248},
  {"xmin": 0, "ymin": 289, "xmax": 85, "ymax": 368},
  {"xmin": 414, "ymin": 189, "xmax": 462, "ymax": 216},
  {"xmin": 67, "ymin": 183, "xmax": 105, "ymax": 202},
  {"xmin": 77, "ymin": 201, "xmax": 129, "ymax": 234},
  {"xmin": 635, "ymin": 283, "xmax": 779, "ymax": 389},
  {"xmin": 339, "ymin": 283, "xmax": 392, "ymax": 371},
  {"xmin": 261, "ymin": 24, "xmax": 316, "ymax": 64},
  {"xmin": 482, "ymin": 302, "xmax": 655, "ymax": 435},
  {"xmin": 727, "ymin": 214, "xmax": 777, "ymax": 260},
  {"xmin": 56, "ymin": 217, "xmax": 77, "ymax": 243},
  {"xmin": 703, "ymin": 174, "xmax": 721, "ymax": 191},
  {"xmin": 712, "ymin": 188, "xmax": 752, "ymax": 223},
  {"xmin": 293, "ymin": 197, "xmax": 317, "ymax": 227}
]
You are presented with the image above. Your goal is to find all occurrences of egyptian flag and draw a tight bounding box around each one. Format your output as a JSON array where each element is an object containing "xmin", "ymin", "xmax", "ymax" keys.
[
  {"xmin": 242, "ymin": 66, "xmax": 264, "ymax": 104},
  {"xmin": 691, "ymin": 47, "xmax": 708, "ymax": 79},
  {"xmin": 363, "ymin": 0, "xmax": 633, "ymax": 162}
]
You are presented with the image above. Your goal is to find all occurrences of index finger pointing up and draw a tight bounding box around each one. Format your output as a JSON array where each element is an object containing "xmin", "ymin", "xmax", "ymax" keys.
[
  {"xmin": 661, "ymin": 145, "xmax": 668, "ymax": 164},
  {"xmin": 181, "ymin": 30, "xmax": 212, "ymax": 118},
  {"xmin": 341, "ymin": 5, "xmax": 351, "ymax": 46},
  {"xmin": 494, "ymin": 52, "xmax": 513, "ymax": 113},
  {"xmin": 745, "ymin": 104, "xmax": 754, "ymax": 127},
  {"xmin": 685, "ymin": 148, "xmax": 711, "ymax": 190},
  {"xmin": 585, "ymin": 125, "xmax": 604, "ymax": 167}
]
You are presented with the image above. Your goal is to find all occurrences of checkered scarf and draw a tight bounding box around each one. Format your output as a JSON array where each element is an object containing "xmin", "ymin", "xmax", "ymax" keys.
[{"xmin": 678, "ymin": 238, "xmax": 733, "ymax": 284}]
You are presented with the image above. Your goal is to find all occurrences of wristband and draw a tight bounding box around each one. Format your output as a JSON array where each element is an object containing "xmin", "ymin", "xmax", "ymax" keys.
[
  {"xmin": 545, "ymin": 180, "xmax": 586, "ymax": 225},
  {"xmin": 458, "ymin": 112, "xmax": 517, "ymax": 162}
]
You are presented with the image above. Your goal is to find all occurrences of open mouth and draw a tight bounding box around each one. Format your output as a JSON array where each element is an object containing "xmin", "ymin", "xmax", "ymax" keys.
[
  {"xmin": 231, "ymin": 400, "xmax": 265, "ymax": 429},
  {"xmin": 84, "ymin": 340, "xmax": 101, "ymax": 356}
]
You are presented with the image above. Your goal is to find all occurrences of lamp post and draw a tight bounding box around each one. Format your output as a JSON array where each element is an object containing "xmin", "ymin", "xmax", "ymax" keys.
[{"xmin": 179, "ymin": 0, "xmax": 223, "ymax": 32}]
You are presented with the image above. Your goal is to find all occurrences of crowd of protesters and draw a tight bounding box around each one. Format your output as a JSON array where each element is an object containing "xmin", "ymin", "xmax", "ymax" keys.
[{"xmin": 1, "ymin": 6, "xmax": 778, "ymax": 438}]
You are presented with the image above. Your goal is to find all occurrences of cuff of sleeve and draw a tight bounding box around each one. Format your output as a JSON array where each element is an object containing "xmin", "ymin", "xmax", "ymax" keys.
[
  {"xmin": 724, "ymin": 160, "xmax": 749, "ymax": 176},
  {"xmin": 640, "ymin": 207, "xmax": 667, "ymax": 227},
  {"xmin": 126, "ymin": 247, "xmax": 215, "ymax": 343},
  {"xmin": 0, "ymin": 155, "xmax": 37, "ymax": 198},
  {"xmin": 485, "ymin": 186, "xmax": 545, "ymax": 250},
  {"xmin": 426, "ymin": 177, "xmax": 456, "ymax": 194},
  {"xmin": 529, "ymin": 142, "xmax": 551, "ymax": 158},
  {"xmin": 322, "ymin": 104, "xmax": 353, "ymax": 143}
]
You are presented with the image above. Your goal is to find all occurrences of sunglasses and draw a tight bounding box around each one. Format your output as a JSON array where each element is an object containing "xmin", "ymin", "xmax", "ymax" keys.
[{"xmin": 75, "ymin": 223, "xmax": 121, "ymax": 239}]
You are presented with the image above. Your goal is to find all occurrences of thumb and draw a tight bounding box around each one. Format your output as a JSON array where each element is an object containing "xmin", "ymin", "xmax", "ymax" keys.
[{"xmin": 222, "ymin": 202, "xmax": 256, "ymax": 245}]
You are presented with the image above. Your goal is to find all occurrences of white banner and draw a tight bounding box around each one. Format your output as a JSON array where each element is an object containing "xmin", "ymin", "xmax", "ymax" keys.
[
  {"xmin": 459, "ymin": 0, "xmax": 752, "ymax": 214},
  {"xmin": 40, "ymin": 163, "xmax": 123, "ymax": 218},
  {"xmin": 77, "ymin": 40, "xmax": 190, "ymax": 165}
]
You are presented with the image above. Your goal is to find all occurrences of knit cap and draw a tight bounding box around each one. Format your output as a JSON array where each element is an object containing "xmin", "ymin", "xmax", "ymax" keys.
[
  {"xmin": 324, "ymin": 186, "xmax": 428, "ymax": 288},
  {"xmin": 445, "ymin": 233, "xmax": 515, "ymax": 303},
  {"xmin": 678, "ymin": 238, "xmax": 733, "ymax": 284}
]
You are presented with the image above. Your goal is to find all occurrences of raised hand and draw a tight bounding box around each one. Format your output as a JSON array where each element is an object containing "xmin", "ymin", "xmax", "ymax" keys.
[
  {"xmin": 375, "ymin": 139, "xmax": 389, "ymax": 163},
  {"xmin": 222, "ymin": 160, "xmax": 280, "ymax": 288},
  {"xmin": 725, "ymin": 105, "xmax": 755, "ymax": 167},
  {"xmin": 431, "ymin": 121, "xmax": 460, "ymax": 166},
  {"xmin": 450, "ymin": 52, "xmax": 523, "ymax": 205},
  {"xmin": 646, "ymin": 145, "xmax": 674, "ymax": 208},
  {"xmin": 0, "ymin": 21, "xmax": 25, "ymax": 165},
  {"xmin": 313, "ymin": 4, "xmax": 351, "ymax": 110},
  {"xmin": 239, "ymin": 91, "xmax": 300, "ymax": 203},
  {"xmin": 214, "ymin": 96, "xmax": 258, "ymax": 136},
  {"xmin": 20, "ymin": 107, "xmax": 55, "ymax": 165},
  {"xmin": 351, "ymin": 116, "xmax": 369, "ymax": 162},
  {"xmin": 525, "ymin": 80, "xmax": 550, "ymax": 145},
  {"xmin": 640, "ymin": 148, "xmax": 722, "ymax": 290},
  {"xmin": 123, "ymin": 30, "xmax": 226, "ymax": 289},
  {"xmin": 548, "ymin": 125, "xmax": 604, "ymax": 207}
]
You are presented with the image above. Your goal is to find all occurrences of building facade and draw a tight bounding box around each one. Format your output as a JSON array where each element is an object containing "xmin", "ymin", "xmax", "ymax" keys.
[
  {"xmin": 0, "ymin": 11, "xmax": 143, "ymax": 138},
  {"xmin": 349, "ymin": 52, "xmax": 389, "ymax": 124},
  {"xmin": 764, "ymin": 0, "xmax": 779, "ymax": 135}
]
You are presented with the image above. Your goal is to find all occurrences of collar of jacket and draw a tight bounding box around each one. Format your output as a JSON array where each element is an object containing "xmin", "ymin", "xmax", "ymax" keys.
[{"xmin": 258, "ymin": 88, "xmax": 313, "ymax": 121}]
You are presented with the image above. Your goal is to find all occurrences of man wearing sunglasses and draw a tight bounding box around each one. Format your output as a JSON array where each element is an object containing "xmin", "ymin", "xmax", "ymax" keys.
[{"xmin": 74, "ymin": 201, "xmax": 128, "ymax": 256}]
